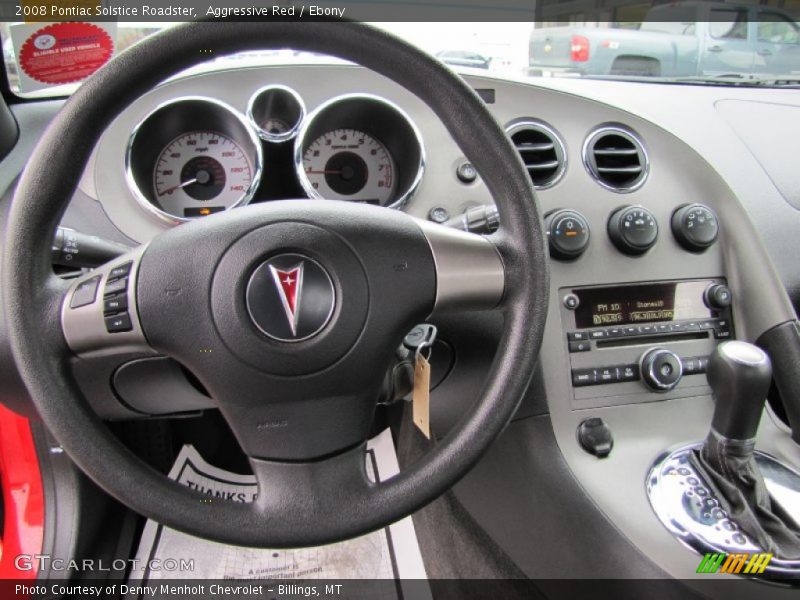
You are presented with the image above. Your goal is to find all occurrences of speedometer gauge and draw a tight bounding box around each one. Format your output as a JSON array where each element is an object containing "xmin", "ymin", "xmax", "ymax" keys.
[
  {"xmin": 153, "ymin": 131, "xmax": 253, "ymax": 217},
  {"xmin": 126, "ymin": 97, "xmax": 263, "ymax": 224},
  {"xmin": 302, "ymin": 129, "xmax": 396, "ymax": 205}
]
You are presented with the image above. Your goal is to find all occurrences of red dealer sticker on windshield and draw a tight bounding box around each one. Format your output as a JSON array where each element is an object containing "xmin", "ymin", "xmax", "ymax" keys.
[{"xmin": 18, "ymin": 22, "xmax": 114, "ymax": 85}]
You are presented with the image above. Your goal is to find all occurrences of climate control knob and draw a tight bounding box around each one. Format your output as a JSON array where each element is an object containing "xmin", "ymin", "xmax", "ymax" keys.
[
  {"xmin": 607, "ymin": 205, "xmax": 658, "ymax": 255},
  {"xmin": 546, "ymin": 209, "xmax": 590, "ymax": 260},
  {"xmin": 671, "ymin": 203, "xmax": 718, "ymax": 252},
  {"xmin": 640, "ymin": 348, "xmax": 683, "ymax": 392}
]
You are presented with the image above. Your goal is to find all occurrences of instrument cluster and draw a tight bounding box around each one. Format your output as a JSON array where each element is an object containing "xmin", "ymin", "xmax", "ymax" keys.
[{"xmin": 125, "ymin": 87, "xmax": 425, "ymax": 223}]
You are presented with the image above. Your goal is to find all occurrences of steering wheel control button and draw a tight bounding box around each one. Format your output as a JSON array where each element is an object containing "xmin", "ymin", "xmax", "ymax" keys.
[
  {"xmin": 704, "ymin": 283, "xmax": 732, "ymax": 310},
  {"xmin": 640, "ymin": 347, "xmax": 683, "ymax": 391},
  {"xmin": 577, "ymin": 417, "xmax": 614, "ymax": 458},
  {"xmin": 108, "ymin": 261, "xmax": 133, "ymax": 280},
  {"xmin": 671, "ymin": 204, "xmax": 719, "ymax": 252},
  {"xmin": 105, "ymin": 313, "xmax": 132, "ymax": 333},
  {"xmin": 546, "ymin": 209, "xmax": 590, "ymax": 260},
  {"xmin": 69, "ymin": 275, "xmax": 101, "ymax": 309},
  {"xmin": 103, "ymin": 294, "xmax": 128, "ymax": 315},
  {"xmin": 562, "ymin": 293, "xmax": 580, "ymax": 310},
  {"xmin": 607, "ymin": 205, "xmax": 658, "ymax": 255},
  {"xmin": 104, "ymin": 276, "xmax": 128, "ymax": 296},
  {"xmin": 246, "ymin": 254, "xmax": 335, "ymax": 342}
]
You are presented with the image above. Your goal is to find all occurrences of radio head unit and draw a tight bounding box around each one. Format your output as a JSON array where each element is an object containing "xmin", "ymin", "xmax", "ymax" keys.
[{"xmin": 572, "ymin": 280, "xmax": 715, "ymax": 329}]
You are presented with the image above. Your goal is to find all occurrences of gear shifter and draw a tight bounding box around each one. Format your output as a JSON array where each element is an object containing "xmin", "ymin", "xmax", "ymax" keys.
[
  {"xmin": 693, "ymin": 341, "xmax": 800, "ymax": 559},
  {"xmin": 706, "ymin": 341, "xmax": 772, "ymax": 443}
]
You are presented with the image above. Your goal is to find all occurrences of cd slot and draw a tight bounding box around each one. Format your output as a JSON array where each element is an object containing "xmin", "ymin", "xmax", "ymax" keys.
[{"xmin": 596, "ymin": 331, "xmax": 709, "ymax": 349}]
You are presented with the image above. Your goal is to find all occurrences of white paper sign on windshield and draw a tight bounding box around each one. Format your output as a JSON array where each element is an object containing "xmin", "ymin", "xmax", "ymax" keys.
[{"xmin": 9, "ymin": 21, "xmax": 117, "ymax": 94}]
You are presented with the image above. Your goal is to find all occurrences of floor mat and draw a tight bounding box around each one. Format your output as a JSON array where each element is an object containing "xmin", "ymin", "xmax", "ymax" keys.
[{"xmin": 127, "ymin": 429, "xmax": 429, "ymax": 598}]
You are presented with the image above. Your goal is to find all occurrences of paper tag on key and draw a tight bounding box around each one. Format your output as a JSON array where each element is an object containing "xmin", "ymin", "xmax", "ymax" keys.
[{"xmin": 413, "ymin": 353, "xmax": 431, "ymax": 439}]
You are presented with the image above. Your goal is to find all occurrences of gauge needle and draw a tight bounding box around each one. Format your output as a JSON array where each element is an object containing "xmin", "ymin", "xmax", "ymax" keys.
[
  {"xmin": 305, "ymin": 169, "xmax": 343, "ymax": 175},
  {"xmin": 158, "ymin": 178, "xmax": 198, "ymax": 196}
]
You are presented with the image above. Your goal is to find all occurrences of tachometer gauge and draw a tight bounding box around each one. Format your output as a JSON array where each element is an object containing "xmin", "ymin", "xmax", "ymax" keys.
[
  {"xmin": 302, "ymin": 129, "xmax": 396, "ymax": 205},
  {"xmin": 153, "ymin": 131, "xmax": 252, "ymax": 217},
  {"xmin": 295, "ymin": 94, "xmax": 424, "ymax": 209}
]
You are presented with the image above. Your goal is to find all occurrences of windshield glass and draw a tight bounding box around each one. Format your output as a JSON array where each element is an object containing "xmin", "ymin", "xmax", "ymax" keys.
[{"xmin": 3, "ymin": 11, "xmax": 799, "ymax": 98}]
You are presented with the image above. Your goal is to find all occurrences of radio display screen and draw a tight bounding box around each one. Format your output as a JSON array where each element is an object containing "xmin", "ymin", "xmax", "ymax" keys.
[{"xmin": 573, "ymin": 281, "xmax": 715, "ymax": 328}]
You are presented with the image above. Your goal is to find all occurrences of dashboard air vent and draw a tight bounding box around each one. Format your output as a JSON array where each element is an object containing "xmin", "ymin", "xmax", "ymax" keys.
[
  {"xmin": 506, "ymin": 121, "xmax": 566, "ymax": 189},
  {"xmin": 583, "ymin": 126, "xmax": 648, "ymax": 192}
]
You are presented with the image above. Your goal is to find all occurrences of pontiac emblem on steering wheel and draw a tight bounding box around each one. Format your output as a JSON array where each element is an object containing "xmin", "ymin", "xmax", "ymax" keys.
[
  {"xmin": 246, "ymin": 254, "xmax": 335, "ymax": 342},
  {"xmin": 269, "ymin": 262, "xmax": 304, "ymax": 336}
]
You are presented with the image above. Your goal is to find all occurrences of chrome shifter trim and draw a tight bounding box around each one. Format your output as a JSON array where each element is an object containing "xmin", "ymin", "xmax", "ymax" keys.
[{"xmin": 647, "ymin": 444, "xmax": 800, "ymax": 578}]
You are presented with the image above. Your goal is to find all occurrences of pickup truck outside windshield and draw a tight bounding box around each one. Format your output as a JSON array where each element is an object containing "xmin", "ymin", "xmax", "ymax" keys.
[{"xmin": 1, "ymin": 1, "xmax": 799, "ymax": 97}]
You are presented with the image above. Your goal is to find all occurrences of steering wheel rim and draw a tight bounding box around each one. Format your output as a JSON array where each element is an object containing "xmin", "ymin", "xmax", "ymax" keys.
[{"xmin": 2, "ymin": 21, "xmax": 549, "ymax": 547}]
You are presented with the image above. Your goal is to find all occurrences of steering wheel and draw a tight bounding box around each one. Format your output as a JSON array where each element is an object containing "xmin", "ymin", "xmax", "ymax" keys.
[{"xmin": 2, "ymin": 21, "xmax": 548, "ymax": 547}]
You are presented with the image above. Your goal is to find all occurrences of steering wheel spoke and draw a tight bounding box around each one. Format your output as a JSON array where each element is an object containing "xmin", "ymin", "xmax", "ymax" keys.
[
  {"xmin": 204, "ymin": 366, "xmax": 383, "ymax": 461},
  {"xmin": 415, "ymin": 219, "xmax": 506, "ymax": 314},
  {"xmin": 60, "ymin": 245, "xmax": 153, "ymax": 358}
]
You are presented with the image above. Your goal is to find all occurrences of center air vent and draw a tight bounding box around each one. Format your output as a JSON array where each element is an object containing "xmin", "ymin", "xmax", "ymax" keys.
[
  {"xmin": 506, "ymin": 120, "xmax": 567, "ymax": 189},
  {"xmin": 583, "ymin": 125, "xmax": 648, "ymax": 192}
]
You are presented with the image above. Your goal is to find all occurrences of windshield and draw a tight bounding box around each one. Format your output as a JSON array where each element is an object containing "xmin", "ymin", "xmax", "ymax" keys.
[{"xmin": 3, "ymin": 10, "xmax": 800, "ymax": 98}]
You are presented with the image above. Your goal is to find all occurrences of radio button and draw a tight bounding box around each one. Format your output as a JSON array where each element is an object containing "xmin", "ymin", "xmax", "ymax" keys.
[
  {"xmin": 641, "ymin": 348, "xmax": 683, "ymax": 391},
  {"xmin": 640, "ymin": 325, "xmax": 656, "ymax": 335},
  {"xmin": 607, "ymin": 328, "xmax": 623, "ymax": 338},
  {"xmin": 567, "ymin": 331, "xmax": 587, "ymax": 342},
  {"xmin": 623, "ymin": 326, "xmax": 638, "ymax": 336},
  {"xmin": 619, "ymin": 364, "xmax": 640, "ymax": 381},
  {"xmin": 704, "ymin": 284, "xmax": 732, "ymax": 309},
  {"xmin": 569, "ymin": 341, "xmax": 591, "ymax": 353},
  {"xmin": 563, "ymin": 293, "xmax": 580, "ymax": 310},
  {"xmin": 590, "ymin": 330, "xmax": 607, "ymax": 340},
  {"xmin": 682, "ymin": 357, "xmax": 700, "ymax": 374},
  {"xmin": 598, "ymin": 367, "xmax": 618, "ymax": 383},
  {"xmin": 656, "ymin": 324, "xmax": 670, "ymax": 334},
  {"xmin": 572, "ymin": 369, "xmax": 598, "ymax": 387}
]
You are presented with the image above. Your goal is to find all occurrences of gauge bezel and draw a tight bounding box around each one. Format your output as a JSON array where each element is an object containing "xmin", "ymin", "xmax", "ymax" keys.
[
  {"xmin": 125, "ymin": 96, "xmax": 264, "ymax": 225},
  {"xmin": 246, "ymin": 84, "xmax": 306, "ymax": 143},
  {"xmin": 294, "ymin": 93, "xmax": 425, "ymax": 210}
]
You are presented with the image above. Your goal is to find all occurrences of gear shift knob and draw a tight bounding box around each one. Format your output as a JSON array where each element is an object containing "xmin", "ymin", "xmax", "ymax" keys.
[{"xmin": 708, "ymin": 341, "xmax": 772, "ymax": 441}]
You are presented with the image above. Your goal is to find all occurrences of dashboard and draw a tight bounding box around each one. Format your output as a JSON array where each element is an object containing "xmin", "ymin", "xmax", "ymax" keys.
[{"xmin": 4, "ymin": 59, "xmax": 800, "ymax": 585}]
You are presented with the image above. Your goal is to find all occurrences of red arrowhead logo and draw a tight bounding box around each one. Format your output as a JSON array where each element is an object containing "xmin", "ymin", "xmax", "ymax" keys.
[{"xmin": 268, "ymin": 263, "xmax": 304, "ymax": 336}]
